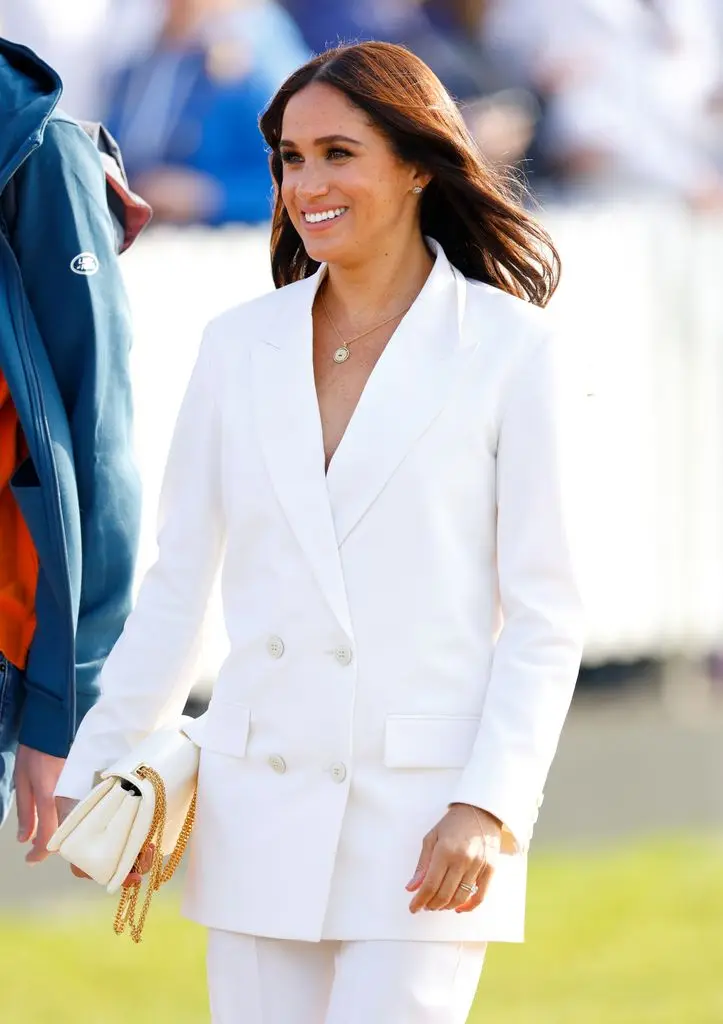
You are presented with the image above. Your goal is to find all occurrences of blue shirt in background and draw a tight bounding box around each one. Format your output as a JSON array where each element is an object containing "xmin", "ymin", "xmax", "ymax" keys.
[{"xmin": 105, "ymin": 5, "xmax": 309, "ymax": 225}]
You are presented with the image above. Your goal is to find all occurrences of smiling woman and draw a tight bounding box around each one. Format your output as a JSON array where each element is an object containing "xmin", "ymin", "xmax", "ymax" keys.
[
  {"xmin": 55, "ymin": 40, "xmax": 584, "ymax": 1024},
  {"xmin": 260, "ymin": 41, "xmax": 559, "ymax": 304}
]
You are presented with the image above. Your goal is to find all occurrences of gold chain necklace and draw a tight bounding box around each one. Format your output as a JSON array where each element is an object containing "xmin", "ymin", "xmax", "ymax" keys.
[{"xmin": 320, "ymin": 288, "xmax": 411, "ymax": 364}]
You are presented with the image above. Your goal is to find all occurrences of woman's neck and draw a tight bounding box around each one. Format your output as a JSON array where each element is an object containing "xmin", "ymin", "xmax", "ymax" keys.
[{"xmin": 322, "ymin": 233, "xmax": 435, "ymax": 332}]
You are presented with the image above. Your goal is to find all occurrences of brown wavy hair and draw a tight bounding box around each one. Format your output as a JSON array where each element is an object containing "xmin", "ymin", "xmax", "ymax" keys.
[{"xmin": 259, "ymin": 41, "xmax": 560, "ymax": 306}]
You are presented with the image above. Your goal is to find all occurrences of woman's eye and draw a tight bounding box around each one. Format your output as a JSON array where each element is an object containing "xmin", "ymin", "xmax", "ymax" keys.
[
  {"xmin": 280, "ymin": 151, "xmax": 302, "ymax": 164},
  {"xmin": 327, "ymin": 148, "xmax": 352, "ymax": 161}
]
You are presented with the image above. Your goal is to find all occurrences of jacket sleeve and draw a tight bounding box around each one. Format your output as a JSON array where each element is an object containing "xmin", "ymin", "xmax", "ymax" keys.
[
  {"xmin": 450, "ymin": 329, "xmax": 587, "ymax": 851},
  {"xmin": 55, "ymin": 323, "xmax": 225, "ymax": 799},
  {"xmin": 11, "ymin": 118, "xmax": 141, "ymax": 755}
]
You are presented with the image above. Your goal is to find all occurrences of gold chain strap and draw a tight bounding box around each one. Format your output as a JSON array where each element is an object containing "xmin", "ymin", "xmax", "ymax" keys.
[{"xmin": 113, "ymin": 766, "xmax": 197, "ymax": 944}]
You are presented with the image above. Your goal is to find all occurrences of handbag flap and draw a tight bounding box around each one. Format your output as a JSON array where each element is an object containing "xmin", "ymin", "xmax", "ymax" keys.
[
  {"xmin": 48, "ymin": 778, "xmax": 147, "ymax": 890},
  {"xmin": 47, "ymin": 777, "xmax": 116, "ymax": 851},
  {"xmin": 105, "ymin": 775, "xmax": 157, "ymax": 895}
]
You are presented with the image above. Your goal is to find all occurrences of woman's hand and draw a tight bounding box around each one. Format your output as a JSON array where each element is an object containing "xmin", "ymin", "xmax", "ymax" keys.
[
  {"xmin": 54, "ymin": 796, "xmax": 154, "ymax": 886},
  {"xmin": 406, "ymin": 803, "xmax": 502, "ymax": 914}
]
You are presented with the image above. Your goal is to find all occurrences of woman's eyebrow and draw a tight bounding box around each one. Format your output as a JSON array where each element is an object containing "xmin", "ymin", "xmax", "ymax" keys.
[{"xmin": 279, "ymin": 134, "xmax": 364, "ymax": 148}]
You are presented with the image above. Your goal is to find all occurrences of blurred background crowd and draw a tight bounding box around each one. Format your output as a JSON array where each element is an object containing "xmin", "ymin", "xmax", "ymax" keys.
[{"xmin": 3, "ymin": 0, "xmax": 723, "ymax": 225}]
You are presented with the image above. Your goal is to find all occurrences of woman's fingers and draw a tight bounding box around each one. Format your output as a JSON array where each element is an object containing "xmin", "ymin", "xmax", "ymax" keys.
[
  {"xmin": 408, "ymin": 843, "xmax": 450, "ymax": 913},
  {"xmin": 69, "ymin": 844, "xmax": 156, "ymax": 888},
  {"xmin": 438, "ymin": 863, "xmax": 483, "ymax": 911},
  {"xmin": 454, "ymin": 863, "xmax": 494, "ymax": 914},
  {"xmin": 69, "ymin": 843, "xmax": 156, "ymax": 886},
  {"xmin": 423, "ymin": 865, "xmax": 467, "ymax": 911},
  {"xmin": 406, "ymin": 832, "xmax": 435, "ymax": 893},
  {"xmin": 122, "ymin": 844, "xmax": 155, "ymax": 887}
]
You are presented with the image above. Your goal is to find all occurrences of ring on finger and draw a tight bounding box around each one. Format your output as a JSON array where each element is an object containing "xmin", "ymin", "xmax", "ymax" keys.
[{"xmin": 457, "ymin": 882, "xmax": 478, "ymax": 895}]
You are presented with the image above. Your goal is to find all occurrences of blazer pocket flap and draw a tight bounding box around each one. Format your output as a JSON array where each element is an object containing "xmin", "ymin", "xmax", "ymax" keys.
[
  {"xmin": 182, "ymin": 703, "xmax": 251, "ymax": 758},
  {"xmin": 384, "ymin": 715, "xmax": 480, "ymax": 769}
]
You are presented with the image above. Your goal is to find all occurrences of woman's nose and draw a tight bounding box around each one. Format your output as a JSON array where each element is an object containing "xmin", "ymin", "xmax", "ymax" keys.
[{"xmin": 296, "ymin": 171, "xmax": 331, "ymax": 201}]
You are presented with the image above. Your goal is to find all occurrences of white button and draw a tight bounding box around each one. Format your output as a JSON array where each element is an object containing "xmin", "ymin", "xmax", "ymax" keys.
[
  {"xmin": 333, "ymin": 646, "xmax": 352, "ymax": 667},
  {"xmin": 268, "ymin": 754, "xmax": 287, "ymax": 774},
  {"xmin": 329, "ymin": 762, "xmax": 347, "ymax": 783},
  {"xmin": 267, "ymin": 636, "xmax": 285, "ymax": 659}
]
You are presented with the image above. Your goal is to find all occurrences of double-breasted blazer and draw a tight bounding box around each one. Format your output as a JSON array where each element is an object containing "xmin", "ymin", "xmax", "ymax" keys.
[{"xmin": 57, "ymin": 240, "xmax": 586, "ymax": 944}]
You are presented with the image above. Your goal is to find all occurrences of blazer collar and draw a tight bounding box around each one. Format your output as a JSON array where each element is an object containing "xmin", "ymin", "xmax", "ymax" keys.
[
  {"xmin": 260, "ymin": 238, "xmax": 464, "ymax": 353},
  {"xmin": 251, "ymin": 239, "xmax": 475, "ymax": 637}
]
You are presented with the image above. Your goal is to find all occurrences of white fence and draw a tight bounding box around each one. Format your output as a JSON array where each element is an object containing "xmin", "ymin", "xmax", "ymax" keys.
[{"xmin": 120, "ymin": 206, "xmax": 723, "ymax": 673}]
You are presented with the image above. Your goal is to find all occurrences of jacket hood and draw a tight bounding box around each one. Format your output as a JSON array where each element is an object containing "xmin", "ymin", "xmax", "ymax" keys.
[
  {"xmin": 0, "ymin": 37, "xmax": 61, "ymax": 191},
  {"xmin": 79, "ymin": 121, "xmax": 153, "ymax": 253}
]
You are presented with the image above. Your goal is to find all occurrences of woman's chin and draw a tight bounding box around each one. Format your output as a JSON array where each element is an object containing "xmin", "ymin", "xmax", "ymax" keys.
[{"xmin": 301, "ymin": 235, "xmax": 348, "ymax": 265}]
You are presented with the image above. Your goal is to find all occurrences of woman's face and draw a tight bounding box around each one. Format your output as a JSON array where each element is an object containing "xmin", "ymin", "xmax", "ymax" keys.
[{"xmin": 279, "ymin": 82, "xmax": 427, "ymax": 269}]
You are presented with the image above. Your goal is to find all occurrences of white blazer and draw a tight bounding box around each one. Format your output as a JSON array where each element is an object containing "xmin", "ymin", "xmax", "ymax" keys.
[{"xmin": 56, "ymin": 240, "xmax": 586, "ymax": 944}]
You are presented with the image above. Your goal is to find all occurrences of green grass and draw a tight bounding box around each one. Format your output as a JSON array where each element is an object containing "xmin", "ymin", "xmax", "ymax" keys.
[{"xmin": 0, "ymin": 836, "xmax": 721, "ymax": 1023}]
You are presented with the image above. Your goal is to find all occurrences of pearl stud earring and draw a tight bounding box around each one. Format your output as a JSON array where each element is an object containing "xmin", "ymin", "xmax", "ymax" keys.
[{"xmin": 412, "ymin": 185, "xmax": 423, "ymax": 194}]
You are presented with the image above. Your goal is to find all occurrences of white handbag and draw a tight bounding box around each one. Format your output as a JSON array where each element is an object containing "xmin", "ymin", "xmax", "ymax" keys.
[{"xmin": 48, "ymin": 717, "xmax": 200, "ymax": 943}]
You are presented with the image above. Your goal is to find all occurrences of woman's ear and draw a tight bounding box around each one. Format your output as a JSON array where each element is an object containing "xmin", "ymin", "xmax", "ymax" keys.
[
  {"xmin": 406, "ymin": 161, "xmax": 432, "ymax": 196},
  {"xmin": 410, "ymin": 169, "xmax": 433, "ymax": 194}
]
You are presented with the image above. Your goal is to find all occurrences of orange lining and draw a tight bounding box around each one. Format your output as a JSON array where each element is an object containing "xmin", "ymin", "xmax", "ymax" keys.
[{"xmin": 0, "ymin": 372, "xmax": 38, "ymax": 669}]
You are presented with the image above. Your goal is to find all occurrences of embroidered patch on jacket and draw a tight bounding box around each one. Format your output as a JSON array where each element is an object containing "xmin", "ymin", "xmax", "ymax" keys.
[{"xmin": 70, "ymin": 252, "xmax": 100, "ymax": 275}]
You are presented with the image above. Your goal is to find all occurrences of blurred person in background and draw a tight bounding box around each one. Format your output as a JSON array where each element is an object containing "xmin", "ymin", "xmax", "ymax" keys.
[
  {"xmin": 0, "ymin": 38, "xmax": 143, "ymax": 863},
  {"xmin": 55, "ymin": 41, "xmax": 584, "ymax": 1024},
  {"xmin": 282, "ymin": 0, "xmax": 540, "ymax": 172},
  {"xmin": 105, "ymin": 0, "xmax": 309, "ymax": 225},
  {"xmin": 0, "ymin": 0, "xmax": 163, "ymax": 120},
  {"xmin": 485, "ymin": 0, "xmax": 723, "ymax": 209},
  {"xmin": 454, "ymin": 0, "xmax": 561, "ymax": 194}
]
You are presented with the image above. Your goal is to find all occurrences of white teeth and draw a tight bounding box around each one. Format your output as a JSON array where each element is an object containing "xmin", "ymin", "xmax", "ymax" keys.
[{"xmin": 304, "ymin": 207, "xmax": 348, "ymax": 223}]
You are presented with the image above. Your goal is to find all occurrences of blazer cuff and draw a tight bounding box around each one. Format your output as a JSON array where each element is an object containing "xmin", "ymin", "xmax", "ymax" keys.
[
  {"xmin": 54, "ymin": 756, "xmax": 101, "ymax": 801},
  {"xmin": 450, "ymin": 774, "xmax": 544, "ymax": 854}
]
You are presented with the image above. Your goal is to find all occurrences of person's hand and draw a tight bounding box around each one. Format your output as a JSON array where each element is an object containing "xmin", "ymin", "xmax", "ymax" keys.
[
  {"xmin": 56, "ymin": 796, "xmax": 78, "ymax": 828},
  {"xmin": 133, "ymin": 166, "xmax": 221, "ymax": 224},
  {"xmin": 15, "ymin": 745, "xmax": 65, "ymax": 864},
  {"xmin": 55, "ymin": 795, "xmax": 154, "ymax": 886},
  {"xmin": 406, "ymin": 803, "xmax": 502, "ymax": 914}
]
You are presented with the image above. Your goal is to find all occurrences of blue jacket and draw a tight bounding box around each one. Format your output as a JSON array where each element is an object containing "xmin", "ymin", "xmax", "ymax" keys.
[
  {"xmin": 106, "ymin": 7, "xmax": 309, "ymax": 225},
  {"xmin": 0, "ymin": 39, "xmax": 141, "ymax": 757}
]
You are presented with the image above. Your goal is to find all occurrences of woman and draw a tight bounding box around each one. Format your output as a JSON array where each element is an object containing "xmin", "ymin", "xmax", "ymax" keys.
[{"xmin": 55, "ymin": 41, "xmax": 585, "ymax": 1024}]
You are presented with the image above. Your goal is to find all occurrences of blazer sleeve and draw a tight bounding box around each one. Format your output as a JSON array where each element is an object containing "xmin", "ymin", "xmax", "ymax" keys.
[
  {"xmin": 450, "ymin": 329, "xmax": 587, "ymax": 851},
  {"xmin": 55, "ymin": 324, "xmax": 225, "ymax": 799}
]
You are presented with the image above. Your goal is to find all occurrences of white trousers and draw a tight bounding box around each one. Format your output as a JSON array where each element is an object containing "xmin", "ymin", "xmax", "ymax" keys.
[{"xmin": 207, "ymin": 930, "xmax": 487, "ymax": 1024}]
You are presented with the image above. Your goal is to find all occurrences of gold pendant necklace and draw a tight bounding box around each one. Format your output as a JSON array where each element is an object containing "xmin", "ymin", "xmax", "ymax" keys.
[{"xmin": 320, "ymin": 288, "xmax": 411, "ymax": 364}]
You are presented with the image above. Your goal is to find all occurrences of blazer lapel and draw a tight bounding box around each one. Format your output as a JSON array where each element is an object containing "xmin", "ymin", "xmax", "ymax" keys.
[
  {"xmin": 327, "ymin": 242, "xmax": 474, "ymax": 545},
  {"xmin": 251, "ymin": 273, "xmax": 354, "ymax": 638}
]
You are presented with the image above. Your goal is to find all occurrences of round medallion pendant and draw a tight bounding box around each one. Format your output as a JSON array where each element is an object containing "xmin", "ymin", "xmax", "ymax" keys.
[{"xmin": 333, "ymin": 346, "xmax": 350, "ymax": 364}]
